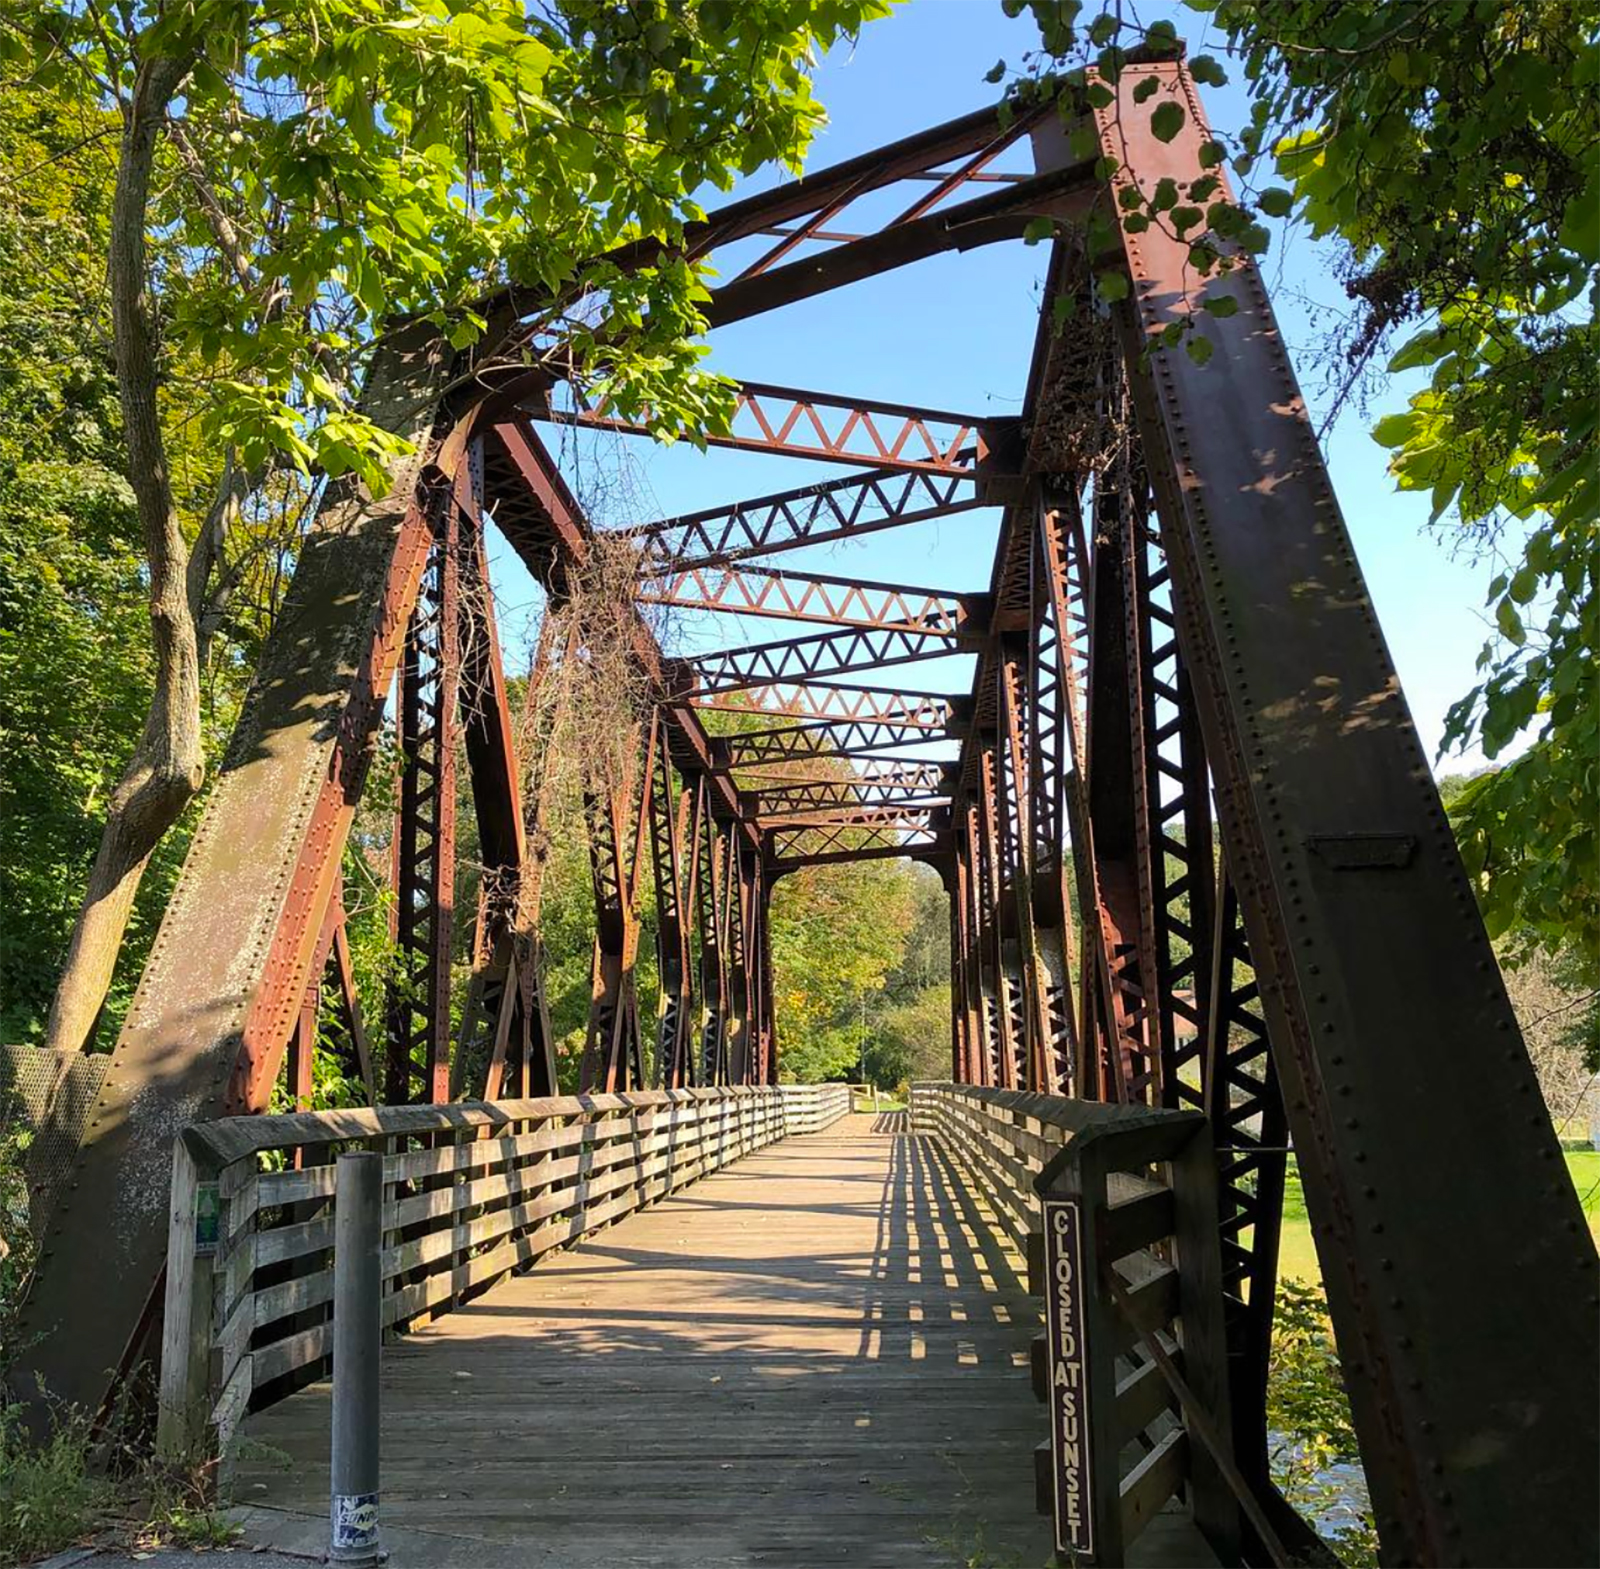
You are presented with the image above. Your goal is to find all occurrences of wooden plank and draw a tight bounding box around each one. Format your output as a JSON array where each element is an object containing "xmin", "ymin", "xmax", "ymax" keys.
[
  {"xmin": 1115, "ymin": 1351, "xmax": 1181, "ymax": 1439},
  {"xmin": 156, "ymin": 1140, "xmax": 209, "ymax": 1460},
  {"xmin": 1102, "ymin": 1186, "xmax": 1176, "ymax": 1262},
  {"xmin": 1119, "ymin": 1426, "xmax": 1188, "ymax": 1545},
  {"xmin": 236, "ymin": 1115, "xmax": 1140, "ymax": 1568}
]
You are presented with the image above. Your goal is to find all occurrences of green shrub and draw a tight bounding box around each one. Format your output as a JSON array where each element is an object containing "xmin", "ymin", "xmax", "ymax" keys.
[
  {"xmin": 0, "ymin": 1407, "xmax": 110, "ymax": 1562},
  {"xmin": 1268, "ymin": 1277, "xmax": 1380, "ymax": 1566}
]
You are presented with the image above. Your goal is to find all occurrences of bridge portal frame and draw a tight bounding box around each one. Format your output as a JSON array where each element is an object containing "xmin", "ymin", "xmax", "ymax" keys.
[{"xmin": 13, "ymin": 50, "xmax": 1595, "ymax": 1569}]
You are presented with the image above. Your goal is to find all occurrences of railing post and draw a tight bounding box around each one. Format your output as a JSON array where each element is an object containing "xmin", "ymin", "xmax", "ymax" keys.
[
  {"xmin": 156, "ymin": 1135, "xmax": 220, "ymax": 1463},
  {"xmin": 331, "ymin": 1151, "xmax": 383, "ymax": 1566}
]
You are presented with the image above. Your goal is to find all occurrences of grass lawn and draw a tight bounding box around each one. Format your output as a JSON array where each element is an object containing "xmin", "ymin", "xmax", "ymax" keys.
[{"xmin": 1277, "ymin": 1148, "xmax": 1600, "ymax": 1283}]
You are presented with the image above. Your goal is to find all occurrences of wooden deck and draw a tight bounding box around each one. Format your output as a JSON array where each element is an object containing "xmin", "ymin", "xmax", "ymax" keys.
[{"xmin": 234, "ymin": 1115, "xmax": 1213, "ymax": 1567}]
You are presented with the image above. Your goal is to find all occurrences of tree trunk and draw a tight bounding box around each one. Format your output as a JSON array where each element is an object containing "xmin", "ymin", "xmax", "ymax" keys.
[{"xmin": 44, "ymin": 52, "xmax": 202, "ymax": 1053}]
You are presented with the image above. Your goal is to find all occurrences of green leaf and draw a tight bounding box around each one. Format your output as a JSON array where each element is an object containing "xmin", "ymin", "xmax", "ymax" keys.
[
  {"xmin": 1257, "ymin": 187, "xmax": 1295, "ymax": 218},
  {"xmin": 1023, "ymin": 216, "xmax": 1056, "ymax": 245},
  {"xmin": 1372, "ymin": 411, "xmax": 1421, "ymax": 448},
  {"xmin": 1132, "ymin": 76, "xmax": 1159, "ymax": 104},
  {"xmin": 985, "ymin": 59, "xmax": 1006, "ymax": 84},
  {"xmin": 1496, "ymin": 599, "xmax": 1527, "ymax": 646},
  {"xmin": 1202, "ymin": 294, "xmax": 1239, "ymax": 317},
  {"xmin": 1189, "ymin": 54, "xmax": 1228, "ymax": 88},
  {"xmin": 1096, "ymin": 270, "xmax": 1130, "ymax": 303},
  {"xmin": 1186, "ymin": 335, "xmax": 1214, "ymax": 366},
  {"xmin": 1150, "ymin": 101, "xmax": 1185, "ymax": 143}
]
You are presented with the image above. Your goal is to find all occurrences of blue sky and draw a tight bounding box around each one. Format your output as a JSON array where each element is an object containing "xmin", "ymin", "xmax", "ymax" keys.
[{"xmin": 489, "ymin": 0, "xmax": 1502, "ymax": 775}]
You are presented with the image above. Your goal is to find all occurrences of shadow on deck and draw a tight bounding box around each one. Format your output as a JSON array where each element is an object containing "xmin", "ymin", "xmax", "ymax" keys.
[{"xmin": 231, "ymin": 1114, "xmax": 1211, "ymax": 1567}]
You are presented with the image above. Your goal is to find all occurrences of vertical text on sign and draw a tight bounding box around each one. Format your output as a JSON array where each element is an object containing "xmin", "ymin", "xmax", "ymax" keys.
[{"xmin": 1044, "ymin": 1196, "xmax": 1093, "ymax": 1558}]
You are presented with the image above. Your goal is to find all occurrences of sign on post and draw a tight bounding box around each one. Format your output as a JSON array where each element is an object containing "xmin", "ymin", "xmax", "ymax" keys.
[{"xmin": 1042, "ymin": 1196, "xmax": 1093, "ymax": 1559}]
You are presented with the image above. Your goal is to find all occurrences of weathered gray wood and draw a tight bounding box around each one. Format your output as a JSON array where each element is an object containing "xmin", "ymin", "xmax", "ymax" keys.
[
  {"xmin": 1102, "ymin": 1187, "xmax": 1176, "ymax": 1262},
  {"xmin": 1116, "ymin": 1352, "xmax": 1181, "ymax": 1438},
  {"xmin": 166, "ymin": 1086, "xmax": 819, "ymax": 1436},
  {"xmin": 235, "ymin": 1118, "xmax": 1055, "ymax": 1566},
  {"xmin": 156, "ymin": 1139, "xmax": 209, "ymax": 1460},
  {"xmin": 1168, "ymin": 1118, "xmax": 1240, "ymax": 1561},
  {"xmin": 1120, "ymin": 1427, "xmax": 1189, "ymax": 1543}
]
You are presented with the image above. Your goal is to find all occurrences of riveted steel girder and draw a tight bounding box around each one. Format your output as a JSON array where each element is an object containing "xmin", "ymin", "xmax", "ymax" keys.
[
  {"xmin": 639, "ymin": 564, "xmax": 982, "ymax": 637},
  {"xmin": 1096, "ymin": 58, "xmax": 1595, "ymax": 1566},
  {"xmin": 628, "ymin": 466, "xmax": 984, "ymax": 576},
  {"xmin": 546, "ymin": 382, "xmax": 994, "ymax": 477}
]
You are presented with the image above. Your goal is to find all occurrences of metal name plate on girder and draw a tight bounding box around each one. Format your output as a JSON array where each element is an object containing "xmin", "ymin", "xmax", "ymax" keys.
[{"xmin": 1042, "ymin": 1196, "xmax": 1093, "ymax": 1558}]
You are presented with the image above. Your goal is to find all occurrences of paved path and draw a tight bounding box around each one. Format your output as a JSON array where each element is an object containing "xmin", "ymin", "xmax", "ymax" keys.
[{"xmin": 233, "ymin": 1115, "xmax": 1210, "ymax": 1567}]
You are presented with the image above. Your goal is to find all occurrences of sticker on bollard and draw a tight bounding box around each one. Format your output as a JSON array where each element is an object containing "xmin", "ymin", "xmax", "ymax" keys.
[{"xmin": 331, "ymin": 1491, "xmax": 380, "ymax": 1557}]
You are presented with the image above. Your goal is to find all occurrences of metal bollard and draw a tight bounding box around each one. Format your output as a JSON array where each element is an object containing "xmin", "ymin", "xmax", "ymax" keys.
[{"xmin": 330, "ymin": 1151, "xmax": 383, "ymax": 1565}]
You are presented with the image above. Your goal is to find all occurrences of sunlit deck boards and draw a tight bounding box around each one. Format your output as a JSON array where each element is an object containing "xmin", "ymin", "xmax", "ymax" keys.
[{"xmin": 233, "ymin": 1115, "xmax": 1209, "ymax": 1567}]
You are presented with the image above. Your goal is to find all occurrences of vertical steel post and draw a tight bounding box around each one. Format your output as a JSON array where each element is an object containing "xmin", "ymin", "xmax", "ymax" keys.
[
  {"xmin": 386, "ymin": 482, "xmax": 462, "ymax": 1105},
  {"xmin": 330, "ymin": 1151, "xmax": 382, "ymax": 1567}
]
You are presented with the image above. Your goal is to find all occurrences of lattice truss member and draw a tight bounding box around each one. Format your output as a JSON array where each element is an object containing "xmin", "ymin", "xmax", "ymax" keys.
[{"xmin": 14, "ymin": 56, "xmax": 1593, "ymax": 1569}]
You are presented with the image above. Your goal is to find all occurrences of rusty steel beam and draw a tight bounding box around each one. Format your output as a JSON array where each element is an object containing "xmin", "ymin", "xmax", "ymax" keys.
[
  {"xmin": 1200, "ymin": 860, "xmax": 1289, "ymax": 1497},
  {"xmin": 1080, "ymin": 452, "xmax": 1160, "ymax": 1105},
  {"xmin": 545, "ymin": 382, "xmax": 993, "ymax": 477},
  {"xmin": 757, "ymin": 802, "xmax": 947, "ymax": 832},
  {"xmin": 723, "ymin": 849, "xmax": 754, "ymax": 1083},
  {"xmin": 691, "ymin": 681, "xmax": 958, "ymax": 728},
  {"xmin": 448, "ymin": 451, "xmax": 539, "ymax": 1102},
  {"xmin": 748, "ymin": 761, "xmax": 951, "ymax": 795},
  {"xmin": 766, "ymin": 821, "xmax": 948, "ymax": 864},
  {"xmin": 1033, "ymin": 488, "xmax": 1093, "ymax": 1094},
  {"xmin": 648, "ymin": 742, "xmax": 698, "ymax": 1089},
  {"xmin": 703, "ymin": 162, "xmax": 1099, "ymax": 328},
  {"xmin": 628, "ymin": 465, "xmax": 985, "ymax": 576},
  {"xmin": 639, "ymin": 564, "xmax": 982, "ymax": 637},
  {"xmin": 996, "ymin": 643, "xmax": 1058, "ymax": 1095},
  {"xmin": 972, "ymin": 747, "xmax": 1019, "ymax": 1091},
  {"xmin": 767, "ymin": 838, "xmax": 953, "ymax": 874},
  {"xmin": 580, "ymin": 713, "xmax": 656, "ymax": 1093},
  {"xmin": 1098, "ymin": 57, "xmax": 1594, "ymax": 1566},
  {"xmin": 697, "ymin": 809, "xmax": 732, "ymax": 1084},
  {"xmin": 721, "ymin": 717, "xmax": 957, "ymax": 770},
  {"xmin": 10, "ymin": 325, "xmax": 458, "ymax": 1420},
  {"xmin": 479, "ymin": 102, "xmax": 1043, "ymax": 323},
  {"xmin": 687, "ymin": 624, "xmax": 969, "ymax": 697},
  {"xmin": 730, "ymin": 108, "xmax": 1035, "ymax": 282},
  {"xmin": 700, "ymin": 691, "xmax": 955, "ymax": 731},
  {"xmin": 752, "ymin": 872, "xmax": 776, "ymax": 1084},
  {"xmin": 385, "ymin": 484, "xmax": 462, "ymax": 1107}
]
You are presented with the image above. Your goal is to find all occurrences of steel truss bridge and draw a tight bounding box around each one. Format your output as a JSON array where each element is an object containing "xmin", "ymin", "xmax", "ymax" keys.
[{"xmin": 10, "ymin": 55, "xmax": 1595, "ymax": 1569}]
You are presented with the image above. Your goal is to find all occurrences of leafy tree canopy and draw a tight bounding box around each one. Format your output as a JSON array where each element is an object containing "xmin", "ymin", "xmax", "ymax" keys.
[{"xmin": 3, "ymin": 0, "xmax": 894, "ymax": 487}]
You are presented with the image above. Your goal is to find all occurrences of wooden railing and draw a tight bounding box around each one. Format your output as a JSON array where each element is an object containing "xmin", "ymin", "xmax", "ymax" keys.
[
  {"xmin": 778, "ymin": 1081, "xmax": 852, "ymax": 1132},
  {"xmin": 158, "ymin": 1084, "xmax": 846, "ymax": 1461},
  {"xmin": 910, "ymin": 1083, "xmax": 1242, "ymax": 1567}
]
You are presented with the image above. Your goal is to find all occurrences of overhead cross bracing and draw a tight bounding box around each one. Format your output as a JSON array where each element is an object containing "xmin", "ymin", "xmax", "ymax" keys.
[{"xmin": 12, "ymin": 54, "xmax": 1595, "ymax": 1569}]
